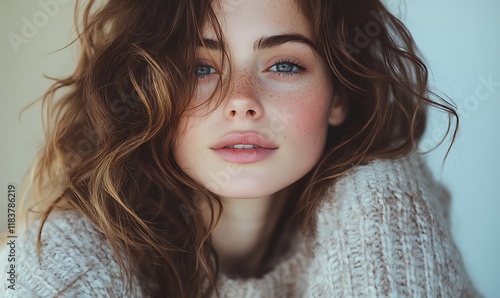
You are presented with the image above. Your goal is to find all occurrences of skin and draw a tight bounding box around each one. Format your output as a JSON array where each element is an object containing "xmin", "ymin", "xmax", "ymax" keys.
[{"xmin": 173, "ymin": 0, "xmax": 346, "ymax": 277}]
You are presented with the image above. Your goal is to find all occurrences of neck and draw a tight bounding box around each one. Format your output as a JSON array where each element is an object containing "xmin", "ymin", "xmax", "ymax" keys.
[{"xmin": 203, "ymin": 187, "xmax": 291, "ymax": 277}]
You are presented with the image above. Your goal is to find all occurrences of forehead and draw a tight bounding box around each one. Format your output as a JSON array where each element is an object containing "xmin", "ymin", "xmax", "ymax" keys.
[{"xmin": 205, "ymin": 0, "xmax": 311, "ymax": 40}]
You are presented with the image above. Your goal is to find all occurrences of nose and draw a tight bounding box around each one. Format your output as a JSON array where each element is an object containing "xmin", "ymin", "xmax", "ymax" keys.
[{"xmin": 224, "ymin": 71, "xmax": 263, "ymax": 120}]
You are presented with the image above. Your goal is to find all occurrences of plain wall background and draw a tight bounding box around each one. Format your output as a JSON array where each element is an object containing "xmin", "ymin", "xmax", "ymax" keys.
[{"xmin": 1, "ymin": 1, "xmax": 499, "ymax": 296}]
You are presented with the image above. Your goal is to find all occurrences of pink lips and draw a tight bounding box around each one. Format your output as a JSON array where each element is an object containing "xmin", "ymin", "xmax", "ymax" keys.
[{"xmin": 211, "ymin": 132, "xmax": 278, "ymax": 164}]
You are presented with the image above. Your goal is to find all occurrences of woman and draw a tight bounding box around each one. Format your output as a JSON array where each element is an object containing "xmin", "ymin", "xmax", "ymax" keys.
[{"xmin": 0, "ymin": 0, "xmax": 481, "ymax": 297}]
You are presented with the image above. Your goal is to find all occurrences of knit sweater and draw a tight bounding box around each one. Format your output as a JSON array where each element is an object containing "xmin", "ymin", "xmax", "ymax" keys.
[{"xmin": 1, "ymin": 152, "xmax": 481, "ymax": 297}]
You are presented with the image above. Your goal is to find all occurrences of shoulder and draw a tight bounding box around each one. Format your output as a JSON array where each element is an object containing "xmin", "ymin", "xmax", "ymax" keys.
[
  {"xmin": 0, "ymin": 210, "xmax": 142, "ymax": 297},
  {"xmin": 309, "ymin": 152, "xmax": 481, "ymax": 297},
  {"xmin": 318, "ymin": 151, "xmax": 449, "ymax": 228}
]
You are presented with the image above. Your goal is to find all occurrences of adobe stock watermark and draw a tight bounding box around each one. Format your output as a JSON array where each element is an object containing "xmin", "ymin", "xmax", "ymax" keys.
[
  {"xmin": 203, "ymin": 107, "xmax": 297, "ymax": 194},
  {"xmin": 455, "ymin": 74, "xmax": 499, "ymax": 119},
  {"xmin": 7, "ymin": 0, "xmax": 71, "ymax": 54},
  {"xmin": 177, "ymin": 107, "xmax": 297, "ymax": 224},
  {"xmin": 221, "ymin": 0, "xmax": 244, "ymax": 12},
  {"xmin": 343, "ymin": 10, "xmax": 386, "ymax": 55},
  {"xmin": 63, "ymin": 88, "xmax": 142, "ymax": 165},
  {"xmin": 420, "ymin": 74, "xmax": 499, "ymax": 152}
]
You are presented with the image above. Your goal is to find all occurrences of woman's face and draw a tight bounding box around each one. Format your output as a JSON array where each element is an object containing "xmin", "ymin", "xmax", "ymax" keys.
[{"xmin": 173, "ymin": 0, "xmax": 345, "ymax": 198}]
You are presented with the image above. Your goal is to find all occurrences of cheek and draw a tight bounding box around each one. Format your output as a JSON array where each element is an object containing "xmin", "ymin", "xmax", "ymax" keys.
[
  {"xmin": 172, "ymin": 117, "xmax": 203, "ymax": 170},
  {"xmin": 281, "ymin": 84, "xmax": 332, "ymax": 135},
  {"xmin": 172, "ymin": 132, "xmax": 190, "ymax": 171},
  {"xmin": 275, "ymin": 81, "xmax": 332, "ymax": 161}
]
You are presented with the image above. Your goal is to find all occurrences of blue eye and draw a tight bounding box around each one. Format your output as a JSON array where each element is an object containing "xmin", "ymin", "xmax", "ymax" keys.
[
  {"xmin": 268, "ymin": 60, "xmax": 304, "ymax": 76},
  {"xmin": 196, "ymin": 64, "xmax": 216, "ymax": 77}
]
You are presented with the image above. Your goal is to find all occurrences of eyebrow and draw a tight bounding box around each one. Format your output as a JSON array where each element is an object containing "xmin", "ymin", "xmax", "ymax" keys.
[{"xmin": 198, "ymin": 33, "xmax": 317, "ymax": 52}]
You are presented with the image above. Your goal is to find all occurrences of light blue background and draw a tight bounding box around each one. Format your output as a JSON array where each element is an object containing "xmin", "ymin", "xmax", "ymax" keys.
[{"xmin": 395, "ymin": 1, "xmax": 500, "ymax": 297}]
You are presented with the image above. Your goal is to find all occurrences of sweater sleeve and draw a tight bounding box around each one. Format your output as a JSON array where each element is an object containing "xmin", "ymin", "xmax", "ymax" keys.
[
  {"xmin": 0, "ymin": 211, "xmax": 143, "ymax": 297},
  {"xmin": 307, "ymin": 152, "xmax": 482, "ymax": 297}
]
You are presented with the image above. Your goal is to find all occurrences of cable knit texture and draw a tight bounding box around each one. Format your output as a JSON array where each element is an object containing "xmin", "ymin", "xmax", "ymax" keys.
[{"xmin": 1, "ymin": 152, "xmax": 481, "ymax": 297}]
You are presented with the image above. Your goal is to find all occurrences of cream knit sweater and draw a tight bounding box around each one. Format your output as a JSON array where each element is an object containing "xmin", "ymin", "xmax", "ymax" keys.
[{"xmin": 1, "ymin": 153, "xmax": 481, "ymax": 297}]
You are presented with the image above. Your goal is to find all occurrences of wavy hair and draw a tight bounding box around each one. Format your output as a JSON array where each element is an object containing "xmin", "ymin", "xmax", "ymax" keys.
[{"xmin": 22, "ymin": 0, "xmax": 457, "ymax": 297}]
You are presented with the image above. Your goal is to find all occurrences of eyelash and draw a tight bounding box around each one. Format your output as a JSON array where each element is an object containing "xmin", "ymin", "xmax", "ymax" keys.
[
  {"xmin": 195, "ymin": 63, "xmax": 217, "ymax": 79},
  {"xmin": 270, "ymin": 58, "xmax": 306, "ymax": 77},
  {"xmin": 194, "ymin": 58, "xmax": 306, "ymax": 78}
]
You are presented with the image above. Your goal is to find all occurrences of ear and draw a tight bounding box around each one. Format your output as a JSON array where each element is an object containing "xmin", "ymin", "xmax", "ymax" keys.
[{"xmin": 328, "ymin": 94, "xmax": 348, "ymax": 126}]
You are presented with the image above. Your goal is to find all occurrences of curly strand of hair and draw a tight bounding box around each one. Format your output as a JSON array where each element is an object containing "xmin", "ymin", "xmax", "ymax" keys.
[{"xmin": 19, "ymin": 0, "xmax": 459, "ymax": 297}]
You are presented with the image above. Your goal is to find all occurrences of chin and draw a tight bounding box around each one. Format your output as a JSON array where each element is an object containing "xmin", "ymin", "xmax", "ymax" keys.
[
  {"xmin": 214, "ymin": 189, "xmax": 277, "ymax": 199},
  {"xmin": 206, "ymin": 178, "xmax": 291, "ymax": 199}
]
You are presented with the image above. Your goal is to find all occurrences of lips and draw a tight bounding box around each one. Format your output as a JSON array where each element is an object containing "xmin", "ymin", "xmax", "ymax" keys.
[
  {"xmin": 211, "ymin": 132, "xmax": 278, "ymax": 150},
  {"xmin": 224, "ymin": 144, "xmax": 262, "ymax": 149},
  {"xmin": 210, "ymin": 132, "xmax": 278, "ymax": 164}
]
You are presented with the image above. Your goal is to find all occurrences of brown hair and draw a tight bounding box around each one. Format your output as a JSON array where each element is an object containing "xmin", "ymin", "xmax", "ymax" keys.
[{"xmin": 22, "ymin": 0, "xmax": 457, "ymax": 297}]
